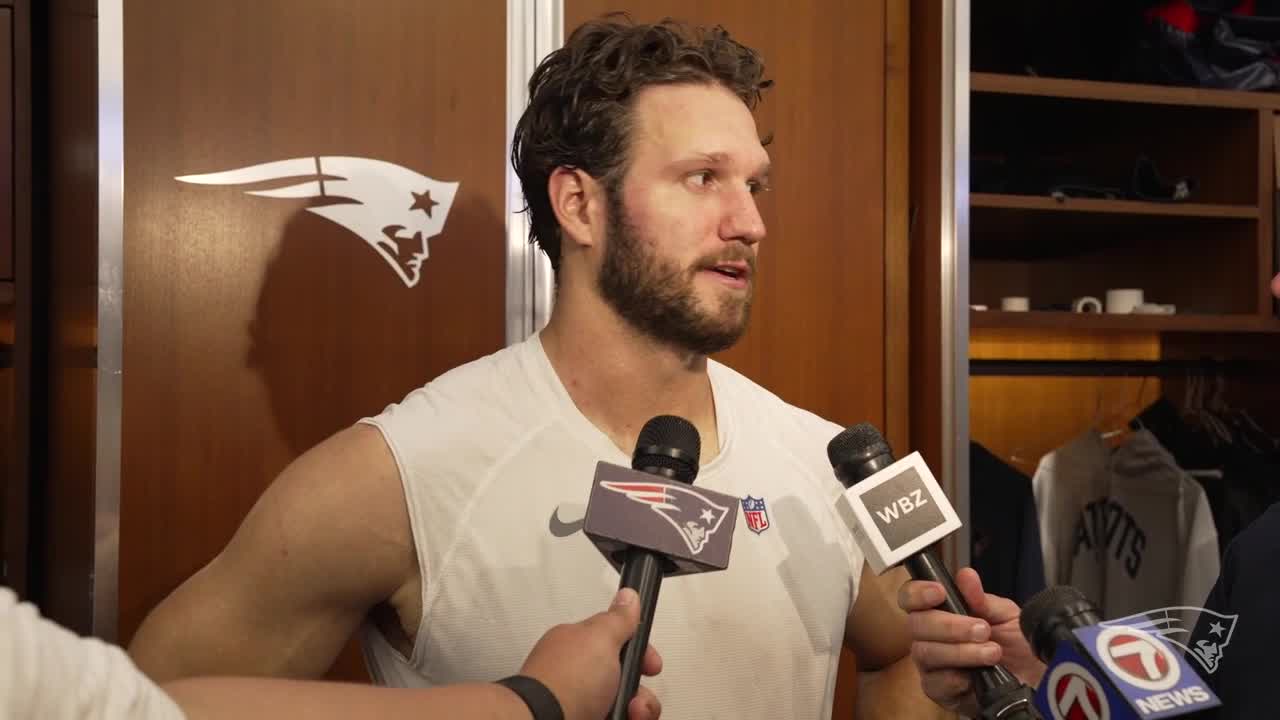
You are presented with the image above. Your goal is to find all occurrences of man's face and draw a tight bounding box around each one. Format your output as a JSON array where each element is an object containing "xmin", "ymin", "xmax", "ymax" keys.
[
  {"xmin": 596, "ymin": 82, "xmax": 770, "ymax": 356},
  {"xmin": 1272, "ymin": 272, "xmax": 1280, "ymax": 299}
]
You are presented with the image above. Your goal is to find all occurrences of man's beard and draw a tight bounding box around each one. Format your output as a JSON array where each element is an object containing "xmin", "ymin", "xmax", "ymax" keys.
[{"xmin": 597, "ymin": 190, "xmax": 754, "ymax": 356}]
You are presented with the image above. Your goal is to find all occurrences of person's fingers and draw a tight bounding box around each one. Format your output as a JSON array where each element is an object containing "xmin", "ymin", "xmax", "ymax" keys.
[
  {"xmin": 898, "ymin": 580, "xmax": 947, "ymax": 612},
  {"xmin": 954, "ymin": 568, "xmax": 1023, "ymax": 626},
  {"xmin": 907, "ymin": 609, "xmax": 990, "ymax": 644},
  {"xmin": 642, "ymin": 642, "xmax": 663, "ymax": 676},
  {"xmin": 911, "ymin": 640, "xmax": 1003, "ymax": 672},
  {"xmin": 581, "ymin": 588, "xmax": 641, "ymax": 645},
  {"xmin": 978, "ymin": 592, "xmax": 1022, "ymax": 627},
  {"xmin": 921, "ymin": 668, "xmax": 975, "ymax": 709},
  {"xmin": 629, "ymin": 685, "xmax": 662, "ymax": 720},
  {"xmin": 954, "ymin": 568, "xmax": 988, "ymax": 617}
]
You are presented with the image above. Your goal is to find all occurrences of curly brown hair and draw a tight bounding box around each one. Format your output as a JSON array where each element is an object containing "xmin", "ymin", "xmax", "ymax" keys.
[{"xmin": 510, "ymin": 14, "xmax": 772, "ymax": 277}]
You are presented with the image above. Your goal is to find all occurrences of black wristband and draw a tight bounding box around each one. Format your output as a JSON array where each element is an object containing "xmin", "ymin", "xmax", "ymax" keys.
[{"xmin": 495, "ymin": 675, "xmax": 565, "ymax": 720}]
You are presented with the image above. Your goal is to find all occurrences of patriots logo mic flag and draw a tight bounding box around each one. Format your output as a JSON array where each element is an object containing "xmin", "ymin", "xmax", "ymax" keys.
[
  {"xmin": 1101, "ymin": 606, "xmax": 1239, "ymax": 676},
  {"xmin": 600, "ymin": 480, "xmax": 730, "ymax": 555},
  {"xmin": 584, "ymin": 462, "xmax": 738, "ymax": 577},
  {"xmin": 176, "ymin": 156, "xmax": 459, "ymax": 288}
]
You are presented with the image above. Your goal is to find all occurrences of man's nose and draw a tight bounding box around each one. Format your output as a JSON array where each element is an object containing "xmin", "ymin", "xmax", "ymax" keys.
[{"xmin": 721, "ymin": 189, "xmax": 766, "ymax": 246}]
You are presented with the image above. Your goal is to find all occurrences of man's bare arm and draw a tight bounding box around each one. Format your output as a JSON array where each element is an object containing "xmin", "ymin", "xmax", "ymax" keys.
[
  {"xmin": 165, "ymin": 677, "xmax": 532, "ymax": 720},
  {"xmin": 845, "ymin": 564, "xmax": 953, "ymax": 719},
  {"xmin": 162, "ymin": 589, "xmax": 666, "ymax": 720},
  {"xmin": 129, "ymin": 424, "xmax": 417, "ymax": 682}
]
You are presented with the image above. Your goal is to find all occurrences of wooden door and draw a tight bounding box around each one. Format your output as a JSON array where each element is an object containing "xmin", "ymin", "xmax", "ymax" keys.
[
  {"xmin": 562, "ymin": 2, "xmax": 904, "ymax": 715},
  {"xmin": 35, "ymin": 0, "xmax": 100, "ymax": 637},
  {"xmin": 0, "ymin": 0, "xmax": 24, "ymax": 600},
  {"xmin": 118, "ymin": 0, "xmax": 508, "ymax": 678}
]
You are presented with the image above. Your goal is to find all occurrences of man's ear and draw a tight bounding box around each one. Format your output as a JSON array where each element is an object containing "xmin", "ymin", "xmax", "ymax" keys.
[{"xmin": 548, "ymin": 167, "xmax": 605, "ymax": 251}]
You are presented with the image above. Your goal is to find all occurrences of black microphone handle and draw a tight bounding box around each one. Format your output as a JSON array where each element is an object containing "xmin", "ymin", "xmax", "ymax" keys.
[
  {"xmin": 607, "ymin": 458, "xmax": 688, "ymax": 720},
  {"xmin": 608, "ymin": 547, "xmax": 664, "ymax": 720},
  {"xmin": 905, "ymin": 548, "xmax": 970, "ymax": 616},
  {"xmin": 903, "ymin": 549, "xmax": 1026, "ymax": 705}
]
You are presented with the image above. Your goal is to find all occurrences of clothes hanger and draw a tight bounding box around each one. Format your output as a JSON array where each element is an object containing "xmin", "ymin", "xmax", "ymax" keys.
[
  {"xmin": 1199, "ymin": 367, "xmax": 1235, "ymax": 448},
  {"xmin": 1006, "ymin": 444, "xmax": 1036, "ymax": 476},
  {"xmin": 1232, "ymin": 403, "xmax": 1276, "ymax": 454},
  {"xmin": 1095, "ymin": 375, "xmax": 1147, "ymax": 448},
  {"xmin": 1207, "ymin": 366, "xmax": 1252, "ymax": 451},
  {"xmin": 1209, "ymin": 363, "xmax": 1277, "ymax": 454},
  {"xmin": 1181, "ymin": 371, "xmax": 1210, "ymax": 441},
  {"xmin": 1180, "ymin": 364, "xmax": 1196, "ymax": 425}
]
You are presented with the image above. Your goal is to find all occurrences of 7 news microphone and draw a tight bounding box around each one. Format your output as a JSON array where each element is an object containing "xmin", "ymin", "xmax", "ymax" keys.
[
  {"xmin": 827, "ymin": 423, "xmax": 1042, "ymax": 720},
  {"xmin": 580, "ymin": 415, "xmax": 739, "ymax": 720},
  {"xmin": 1020, "ymin": 585, "xmax": 1220, "ymax": 719}
]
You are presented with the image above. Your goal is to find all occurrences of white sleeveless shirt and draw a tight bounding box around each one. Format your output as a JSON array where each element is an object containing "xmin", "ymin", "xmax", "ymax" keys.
[
  {"xmin": 0, "ymin": 587, "xmax": 184, "ymax": 719},
  {"xmin": 358, "ymin": 333, "xmax": 864, "ymax": 719}
]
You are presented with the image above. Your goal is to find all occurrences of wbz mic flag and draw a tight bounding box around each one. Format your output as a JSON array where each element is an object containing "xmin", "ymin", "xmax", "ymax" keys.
[
  {"xmin": 833, "ymin": 451, "xmax": 962, "ymax": 574},
  {"xmin": 1034, "ymin": 623, "xmax": 1220, "ymax": 720}
]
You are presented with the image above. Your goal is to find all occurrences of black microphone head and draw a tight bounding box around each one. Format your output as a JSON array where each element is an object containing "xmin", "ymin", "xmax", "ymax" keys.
[
  {"xmin": 826, "ymin": 422, "xmax": 896, "ymax": 487},
  {"xmin": 1020, "ymin": 585, "xmax": 1103, "ymax": 664},
  {"xmin": 632, "ymin": 415, "xmax": 700, "ymax": 483}
]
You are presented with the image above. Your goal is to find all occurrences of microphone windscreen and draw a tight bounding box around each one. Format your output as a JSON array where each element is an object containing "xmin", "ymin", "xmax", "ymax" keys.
[
  {"xmin": 1020, "ymin": 585, "xmax": 1102, "ymax": 663},
  {"xmin": 633, "ymin": 415, "xmax": 700, "ymax": 482},
  {"xmin": 826, "ymin": 422, "xmax": 891, "ymax": 468}
]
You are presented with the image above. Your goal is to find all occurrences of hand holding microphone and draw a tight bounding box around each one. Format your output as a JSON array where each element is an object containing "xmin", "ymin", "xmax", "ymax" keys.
[
  {"xmin": 517, "ymin": 588, "xmax": 663, "ymax": 720},
  {"xmin": 827, "ymin": 423, "xmax": 1042, "ymax": 720},
  {"xmin": 898, "ymin": 568, "xmax": 1048, "ymax": 717},
  {"xmin": 581, "ymin": 415, "xmax": 739, "ymax": 720}
]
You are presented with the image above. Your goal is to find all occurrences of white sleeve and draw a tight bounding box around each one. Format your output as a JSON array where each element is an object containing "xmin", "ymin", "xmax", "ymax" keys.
[
  {"xmin": 0, "ymin": 587, "xmax": 186, "ymax": 720},
  {"xmin": 1180, "ymin": 485, "xmax": 1221, "ymax": 607},
  {"xmin": 1032, "ymin": 455, "xmax": 1061, "ymax": 586}
]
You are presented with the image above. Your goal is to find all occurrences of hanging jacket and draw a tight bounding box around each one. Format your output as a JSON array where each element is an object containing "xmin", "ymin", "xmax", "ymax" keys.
[
  {"xmin": 970, "ymin": 441, "xmax": 1048, "ymax": 605},
  {"xmin": 1033, "ymin": 429, "xmax": 1220, "ymax": 618}
]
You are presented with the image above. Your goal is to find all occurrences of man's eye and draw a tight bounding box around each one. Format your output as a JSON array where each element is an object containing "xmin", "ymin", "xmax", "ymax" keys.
[{"xmin": 690, "ymin": 170, "xmax": 715, "ymax": 187}]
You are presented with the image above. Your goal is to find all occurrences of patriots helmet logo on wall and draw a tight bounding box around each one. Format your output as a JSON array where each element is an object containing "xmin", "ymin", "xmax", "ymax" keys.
[{"xmin": 177, "ymin": 156, "xmax": 459, "ymax": 288}]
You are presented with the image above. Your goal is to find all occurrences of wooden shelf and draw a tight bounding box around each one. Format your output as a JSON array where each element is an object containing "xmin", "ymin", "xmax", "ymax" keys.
[
  {"xmin": 971, "ymin": 310, "xmax": 1280, "ymax": 333},
  {"xmin": 971, "ymin": 72, "xmax": 1280, "ymax": 110},
  {"xmin": 970, "ymin": 358, "xmax": 1270, "ymax": 377},
  {"xmin": 971, "ymin": 193, "xmax": 1258, "ymax": 219}
]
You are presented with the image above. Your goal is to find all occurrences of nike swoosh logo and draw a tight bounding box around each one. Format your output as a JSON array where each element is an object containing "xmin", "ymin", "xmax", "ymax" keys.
[{"xmin": 548, "ymin": 505, "xmax": 585, "ymax": 537}]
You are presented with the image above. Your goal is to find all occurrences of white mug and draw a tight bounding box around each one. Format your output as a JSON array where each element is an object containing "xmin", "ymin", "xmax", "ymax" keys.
[
  {"xmin": 1001, "ymin": 296, "xmax": 1030, "ymax": 312},
  {"xmin": 1072, "ymin": 296, "xmax": 1103, "ymax": 313},
  {"xmin": 1105, "ymin": 289, "xmax": 1144, "ymax": 314}
]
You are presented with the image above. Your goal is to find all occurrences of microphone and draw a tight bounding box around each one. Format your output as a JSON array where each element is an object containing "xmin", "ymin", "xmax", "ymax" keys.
[
  {"xmin": 827, "ymin": 423, "xmax": 1041, "ymax": 720},
  {"xmin": 580, "ymin": 415, "xmax": 739, "ymax": 720},
  {"xmin": 1021, "ymin": 586, "xmax": 1220, "ymax": 719}
]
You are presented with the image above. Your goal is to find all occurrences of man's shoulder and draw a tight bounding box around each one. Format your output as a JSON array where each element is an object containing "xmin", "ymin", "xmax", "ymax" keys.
[
  {"xmin": 422, "ymin": 340, "xmax": 530, "ymax": 397},
  {"xmin": 378, "ymin": 340, "xmax": 534, "ymax": 415},
  {"xmin": 361, "ymin": 339, "xmax": 548, "ymax": 462}
]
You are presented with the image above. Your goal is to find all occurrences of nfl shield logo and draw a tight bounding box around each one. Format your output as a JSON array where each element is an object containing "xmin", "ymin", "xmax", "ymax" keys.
[{"xmin": 742, "ymin": 496, "xmax": 770, "ymax": 534}]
